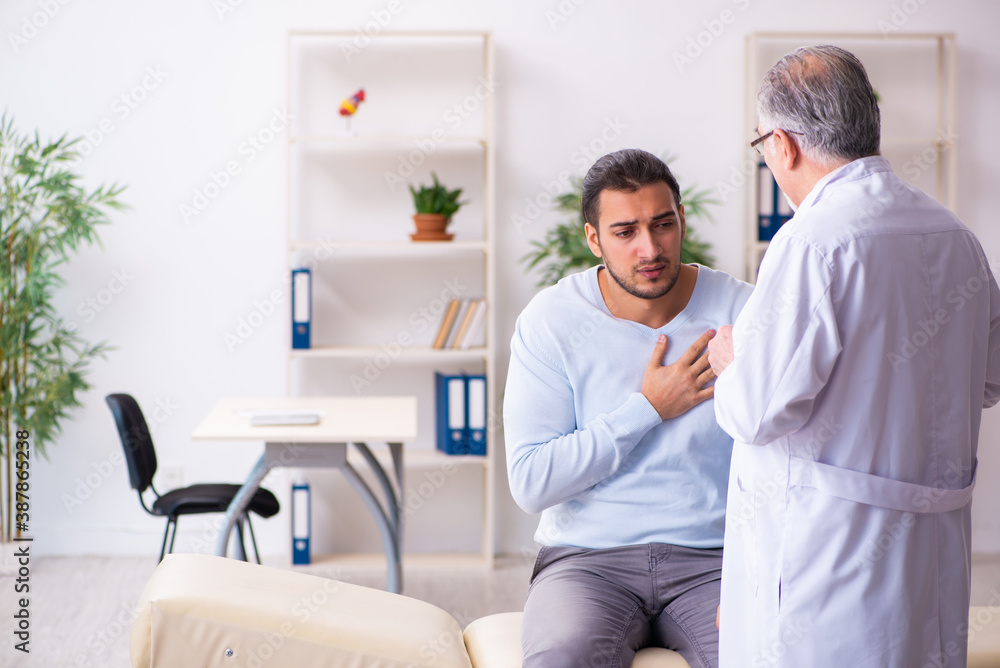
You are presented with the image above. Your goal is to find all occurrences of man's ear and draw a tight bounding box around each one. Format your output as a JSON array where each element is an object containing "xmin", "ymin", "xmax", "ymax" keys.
[
  {"xmin": 585, "ymin": 222, "xmax": 603, "ymax": 258},
  {"xmin": 772, "ymin": 129, "xmax": 799, "ymax": 171},
  {"xmin": 678, "ymin": 203, "xmax": 687, "ymax": 240}
]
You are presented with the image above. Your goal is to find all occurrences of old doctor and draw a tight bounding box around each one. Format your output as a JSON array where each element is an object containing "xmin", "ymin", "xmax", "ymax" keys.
[{"xmin": 707, "ymin": 45, "xmax": 1000, "ymax": 667}]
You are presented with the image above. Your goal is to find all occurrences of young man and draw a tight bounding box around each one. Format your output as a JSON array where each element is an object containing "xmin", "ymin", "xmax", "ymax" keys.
[
  {"xmin": 504, "ymin": 148, "xmax": 752, "ymax": 668},
  {"xmin": 707, "ymin": 45, "xmax": 1000, "ymax": 667}
]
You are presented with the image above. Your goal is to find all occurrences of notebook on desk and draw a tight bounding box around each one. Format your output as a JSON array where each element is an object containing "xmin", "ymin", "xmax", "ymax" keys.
[{"xmin": 234, "ymin": 410, "xmax": 324, "ymax": 426}]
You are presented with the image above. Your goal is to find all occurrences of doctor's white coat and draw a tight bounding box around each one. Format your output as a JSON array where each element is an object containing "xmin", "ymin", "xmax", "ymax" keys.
[{"xmin": 715, "ymin": 157, "xmax": 1000, "ymax": 668}]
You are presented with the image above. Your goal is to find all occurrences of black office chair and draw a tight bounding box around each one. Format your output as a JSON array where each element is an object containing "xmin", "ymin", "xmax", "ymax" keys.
[{"xmin": 105, "ymin": 393, "xmax": 280, "ymax": 563}]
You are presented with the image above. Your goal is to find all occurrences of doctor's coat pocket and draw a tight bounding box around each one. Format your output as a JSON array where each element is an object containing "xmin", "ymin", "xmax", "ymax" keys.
[{"xmin": 728, "ymin": 475, "xmax": 760, "ymax": 596}]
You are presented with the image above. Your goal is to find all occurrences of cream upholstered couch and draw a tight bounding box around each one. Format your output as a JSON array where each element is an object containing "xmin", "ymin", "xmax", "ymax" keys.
[
  {"xmin": 131, "ymin": 554, "xmax": 689, "ymax": 667},
  {"xmin": 131, "ymin": 553, "xmax": 1000, "ymax": 668}
]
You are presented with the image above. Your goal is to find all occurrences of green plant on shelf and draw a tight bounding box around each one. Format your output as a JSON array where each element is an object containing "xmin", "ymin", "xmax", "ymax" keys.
[{"xmin": 409, "ymin": 172, "xmax": 465, "ymax": 221}]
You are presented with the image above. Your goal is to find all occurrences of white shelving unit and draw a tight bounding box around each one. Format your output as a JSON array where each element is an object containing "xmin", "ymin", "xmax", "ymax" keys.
[
  {"xmin": 286, "ymin": 30, "xmax": 496, "ymax": 568},
  {"xmin": 744, "ymin": 32, "xmax": 957, "ymax": 281}
]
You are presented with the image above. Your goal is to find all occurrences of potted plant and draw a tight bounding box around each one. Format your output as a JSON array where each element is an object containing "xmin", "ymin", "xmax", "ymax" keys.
[
  {"xmin": 408, "ymin": 172, "xmax": 465, "ymax": 241},
  {"xmin": 521, "ymin": 170, "xmax": 717, "ymax": 287},
  {"xmin": 0, "ymin": 114, "xmax": 125, "ymax": 569}
]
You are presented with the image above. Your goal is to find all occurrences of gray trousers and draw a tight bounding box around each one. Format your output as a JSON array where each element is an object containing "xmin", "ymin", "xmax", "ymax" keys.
[{"xmin": 522, "ymin": 543, "xmax": 722, "ymax": 668}]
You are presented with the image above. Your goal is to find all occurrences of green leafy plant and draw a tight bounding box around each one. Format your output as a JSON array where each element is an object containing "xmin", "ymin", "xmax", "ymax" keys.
[
  {"xmin": 521, "ymin": 172, "xmax": 717, "ymax": 287},
  {"xmin": 0, "ymin": 113, "xmax": 125, "ymax": 542},
  {"xmin": 409, "ymin": 172, "xmax": 465, "ymax": 220}
]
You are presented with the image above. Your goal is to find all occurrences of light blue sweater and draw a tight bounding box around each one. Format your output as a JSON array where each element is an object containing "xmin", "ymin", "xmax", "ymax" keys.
[{"xmin": 504, "ymin": 265, "xmax": 752, "ymax": 549}]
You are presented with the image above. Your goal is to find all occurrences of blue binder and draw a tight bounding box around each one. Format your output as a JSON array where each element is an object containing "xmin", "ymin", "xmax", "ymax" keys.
[
  {"xmin": 757, "ymin": 160, "xmax": 793, "ymax": 242},
  {"xmin": 435, "ymin": 372, "xmax": 467, "ymax": 454},
  {"xmin": 291, "ymin": 268, "xmax": 311, "ymax": 349},
  {"xmin": 465, "ymin": 374, "xmax": 487, "ymax": 456},
  {"xmin": 291, "ymin": 482, "xmax": 311, "ymax": 565}
]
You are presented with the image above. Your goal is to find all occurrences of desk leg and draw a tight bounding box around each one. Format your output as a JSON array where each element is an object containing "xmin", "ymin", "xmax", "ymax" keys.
[
  {"xmin": 388, "ymin": 442, "xmax": 404, "ymax": 554},
  {"xmin": 341, "ymin": 462, "xmax": 401, "ymax": 594},
  {"xmin": 352, "ymin": 443, "xmax": 400, "ymax": 538},
  {"xmin": 215, "ymin": 454, "xmax": 272, "ymax": 558}
]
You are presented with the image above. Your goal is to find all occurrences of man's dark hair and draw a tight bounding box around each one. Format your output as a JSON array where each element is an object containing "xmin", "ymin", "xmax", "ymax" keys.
[{"xmin": 581, "ymin": 149, "xmax": 682, "ymax": 230}]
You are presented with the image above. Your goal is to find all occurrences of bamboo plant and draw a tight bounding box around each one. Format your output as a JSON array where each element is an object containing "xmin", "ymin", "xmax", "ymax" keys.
[
  {"xmin": 521, "ymin": 171, "xmax": 717, "ymax": 287},
  {"xmin": 0, "ymin": 113, "xmax": 125, "ymax": 542}
]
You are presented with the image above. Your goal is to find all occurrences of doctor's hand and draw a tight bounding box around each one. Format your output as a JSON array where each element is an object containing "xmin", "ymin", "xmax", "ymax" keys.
[
  {"xmin": 641, "ymin": 330, "xmax": 716, "ymax": 420},
  {"xmin": 707, "ymin": 325, "xmax": 735, "ymax": 376}
]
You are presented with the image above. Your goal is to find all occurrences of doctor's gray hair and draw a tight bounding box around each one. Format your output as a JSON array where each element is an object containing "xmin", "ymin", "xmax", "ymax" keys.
[{"xmin": 757, "ymin": 45, "xmax": 881, "ymax": 165}]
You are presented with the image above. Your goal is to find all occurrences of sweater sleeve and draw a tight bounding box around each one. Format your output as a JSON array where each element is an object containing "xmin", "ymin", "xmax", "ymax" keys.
[
  {"xmin": 985, "ymin": 266, "xmax": 1000, "ymax": 409},
  {"xmin": 503, "ymin": 317, "xmax": 663, "ymax": 515},
  {"xmin": 714, "ymin": 235, "xmax": 842, "ymax": 445}
]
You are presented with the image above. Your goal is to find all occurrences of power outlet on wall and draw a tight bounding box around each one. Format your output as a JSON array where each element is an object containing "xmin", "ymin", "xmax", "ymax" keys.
[{"xmin": 156, "ymin": 466, "xmax": 184, "ymax": 491}]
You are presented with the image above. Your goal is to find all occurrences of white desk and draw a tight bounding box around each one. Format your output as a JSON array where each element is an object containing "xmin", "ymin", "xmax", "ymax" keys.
[{"xmin": 191, "ymin": 396, "xmax": 418, "ymax": 593}]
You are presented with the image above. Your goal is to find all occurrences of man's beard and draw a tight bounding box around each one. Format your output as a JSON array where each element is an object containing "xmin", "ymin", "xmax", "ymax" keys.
[{"xmin": 600, "ymin": 246, "xmax": 682, "ymax": 300}]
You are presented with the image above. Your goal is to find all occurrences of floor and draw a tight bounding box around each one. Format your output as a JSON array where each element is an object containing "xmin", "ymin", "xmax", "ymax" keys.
[{"xmin": 3, "ymin": 551, "xmax": 1000, "ymax": 667}]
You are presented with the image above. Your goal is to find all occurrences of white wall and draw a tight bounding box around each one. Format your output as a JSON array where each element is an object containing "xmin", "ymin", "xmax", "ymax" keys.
[{"xmin": 3, "ymin": 0, "xmax": 999, "ymax": 558}]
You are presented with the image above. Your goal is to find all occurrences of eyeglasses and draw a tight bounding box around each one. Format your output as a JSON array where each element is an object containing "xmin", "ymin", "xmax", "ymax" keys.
[{"xmin": 750, "ymin": 129, "xmax": 804, "ymax": 156}]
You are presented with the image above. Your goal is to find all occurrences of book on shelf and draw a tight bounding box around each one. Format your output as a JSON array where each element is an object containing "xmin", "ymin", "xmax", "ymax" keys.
[
  {"xmin": 450, "ymin": 298, "xmax": 480, "ymax": 349},
  {"xmin": 443, "ymin": 298, "xmax": 473, "ymax": 349},
  {"xmin": 458, "ymin": 298, "xmax": 487, "ymax": 349},
  {"xmin": 432, "ymin": 297, "xmax": 486, "ymax": 350},
  {"xmin": 432, "ymin": 298, "xmax": 462, "ymax": 349}
]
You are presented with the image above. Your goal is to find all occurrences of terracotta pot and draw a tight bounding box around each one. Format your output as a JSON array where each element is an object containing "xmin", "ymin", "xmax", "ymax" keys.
[{"xmin": 410, "ymin": 213, "xmax": 454, "ymax": 241}]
